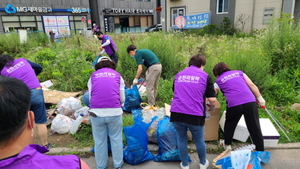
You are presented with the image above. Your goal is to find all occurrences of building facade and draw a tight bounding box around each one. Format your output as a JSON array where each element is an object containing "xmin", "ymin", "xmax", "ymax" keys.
[
  {"xmin": 90, "ymin": 0, "xmax": 159, "ymax": 33},
  {"xmin": 0, "ymin": 0, "xmax": 91, "ymax": 35},
  {"xmin": 164, "ymin": 0, "xmax": 300, "ymax": 32}
]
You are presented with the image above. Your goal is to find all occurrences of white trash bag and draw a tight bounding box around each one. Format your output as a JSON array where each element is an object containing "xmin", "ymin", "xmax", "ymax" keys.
[
  {"xmin": 51, "ymin": 114, "xmax": 74, "ymax": 134},
  {"xmin": 57, "ymin": 97, "xmax": 82, "ymax": 117}
]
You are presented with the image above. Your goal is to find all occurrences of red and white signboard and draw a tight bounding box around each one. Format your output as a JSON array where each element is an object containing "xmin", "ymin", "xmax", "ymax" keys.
[{"xmin": 175, "ymin": 16, "xmax": 186, "ymax": 29}]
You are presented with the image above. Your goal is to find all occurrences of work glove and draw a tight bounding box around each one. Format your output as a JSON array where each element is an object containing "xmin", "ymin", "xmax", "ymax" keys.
[
  {"xmin": 133, "ymin": 78, "xmax": 138, "ymax": 85},
  {"xmin": 257, "ymin": 96, "xmax": 266, "ymax": 107}
]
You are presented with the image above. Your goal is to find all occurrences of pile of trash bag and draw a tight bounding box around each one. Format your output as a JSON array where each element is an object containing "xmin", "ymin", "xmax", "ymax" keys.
[{"xmin": 50, "ymin": 97, "xmax": 90, "ymax": 134}]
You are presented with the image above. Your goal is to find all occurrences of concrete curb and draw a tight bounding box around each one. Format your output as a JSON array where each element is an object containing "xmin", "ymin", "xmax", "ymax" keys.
[{"xmin": 47, "ymin": 142, "xmax": 300, "ymax": 155}]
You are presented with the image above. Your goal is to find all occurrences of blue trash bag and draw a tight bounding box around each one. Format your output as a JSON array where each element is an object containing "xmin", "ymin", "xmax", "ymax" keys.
[
  {"xmin": 92, "ymin": 55, "xmax": 102, "ymax": 68},
  {"xmin": 155, "ymin": 117, "xmax": 192, "ymax": 162},
  {"xmin": 248, "ymin": 151, "xmax": 272, "ymax": 169},
  {"xmin": 123, "ymin": 117, "xmax": 156, "ymax": 165},
  {"xmin": 216, "ymin": 151, "xmax": 272, "ymax": 169},
  {"xmin": 132, "ymin": 109, "xmax": 143, "ymax": 119},
  {"xmin": 122, "ymin": 85, "xmax": 143, "ymax": 112}
]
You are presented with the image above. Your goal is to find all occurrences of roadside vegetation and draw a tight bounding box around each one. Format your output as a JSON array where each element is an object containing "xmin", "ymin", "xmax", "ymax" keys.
[{"xmin": 0, "ymin": 14, "xmax": 299, "ymax": 146}]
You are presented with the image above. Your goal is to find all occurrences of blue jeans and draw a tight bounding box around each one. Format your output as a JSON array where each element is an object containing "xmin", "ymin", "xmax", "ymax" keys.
[
  {"xmin": 173, "ymin": 122, "xmax": 206, "ymax": 166},
  {"xmin": 82, "ymin": 91, "xmax": 90, "ymax": 107},
  {"xmin": 30, "ymin": 88, "xmax": 47, "ymax": 124},
  {"xmin": 91, "ymin": 115, "xmax": 124, "ymax": 169}
]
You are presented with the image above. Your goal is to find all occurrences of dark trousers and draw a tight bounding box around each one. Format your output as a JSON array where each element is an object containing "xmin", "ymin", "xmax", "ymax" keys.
[
  {"xmin": 225, "ymin": 102, "xmax": 264, "ymax": 151},
  {"xmin": 109, "ymin": 53, "xmax": 118, "ymax": 64}
]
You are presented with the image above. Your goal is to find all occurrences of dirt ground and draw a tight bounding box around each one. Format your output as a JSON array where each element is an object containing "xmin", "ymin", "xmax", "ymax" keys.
[{"xmin": 33, "ymin": 127, "xmax": 79, "ymax": 147}]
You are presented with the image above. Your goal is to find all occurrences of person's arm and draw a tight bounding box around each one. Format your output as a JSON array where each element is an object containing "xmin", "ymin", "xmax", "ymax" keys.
[
  {"xmin": 134, "ymin": 64, "xmax": 143, "ymax": 80},
  {"xmin": 244, "ymin": 73, "xmax": 265, "ymax": 106},
  {"xmin": 80, "ymin": 159, "xmax": 90, "ymax": 169},
  {"xmin": 244, "ymin": 73, "xmax": 261, "ymax": 97},
  {"xmin": 87, "ymin": 78, "xmax": 92, "ymax": 102},
  {"xmin": 205, "ymin": 76, "xmax": 217, "ymax": 106},
  {"xmin": 120, "ymin": 76, "xmax": 125, "ymax": 104},
  {"xmin": 99, "ymin": 48, "xmax": 105, "ymax": 55},
  {"xmin": 26, "ymin": 59, "xmax": 43, "ymax": 76},
  {"xmin": 214, "ymin": 82, "xmax": 220, "ymax": 94},
  {"xmin": 101, "ymin": 38, "xmax": 111, "ymax": 47}
]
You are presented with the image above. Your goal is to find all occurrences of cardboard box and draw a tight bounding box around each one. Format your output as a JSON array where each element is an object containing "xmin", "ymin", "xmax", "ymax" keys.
[
  {"xmin": 219, "ymin": 112, "xmax": 280, "ymax": 147},
  {"xmin": 166, "ymin": 101, "xmax": 221, "ymax": 141},
  {"xmin": 260, "ymin": 118, "xmax": 280, "ymax": 147},
  {"xmin": 219, "ymin": 111, "xmax": 250, "ymax": 142}
]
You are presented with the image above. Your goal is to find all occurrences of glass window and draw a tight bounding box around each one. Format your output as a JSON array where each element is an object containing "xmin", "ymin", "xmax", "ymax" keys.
[
  {"xmin": 20, "ymin": 16, "xmax": 35, "ymax": 21},
  {"xmin": 74, "ymin": 16, "xmax": 82, "ymax": 20},
  {"xmin": 70, "ymin": 21, "xmax": 75, "ymax": 30},
  {"xmin": 37, "ymin": 22, "xmax": 44, "ymax": 31},
  {"xmin": 75, "ymin": 21, "xmax": 84, "ymax": 29},
  {"xmin": 2, "ymin": 16, "xmax": 19, "ymax": 22},
  {"xmin": 115, "ymin": 17, "xmax": 120, "ymax": 24},
  {"xmin": 36, "ymin": 16, "xmax": 42, "ymax": 21},
  {"xmin": 134, "ymin": 16, "xmax": 140, "ymax": 26},
  {"xmin": 69, "ymin": 16, "xmax": 74, "ymax": 20},
  {"xmin": 21, "ymin": 22, "xmax": 36, "ymax": 27},
  {"xmin": 129, "ymin": 16, "xmax": 134, "ymax": 27},
  {"xmin": 147, "ymin": 16, "xmax": 153, "ymax": 27},
  {"xmin": 3, "ymin": 22, "xmax": 21, "ymax": 27},
  {"xmin": 171, "ymin": 8, "xmax": 185, "ymax": 27},
  {"xmin": 217, "ymin": 0, "xmax": 229, "ymax": 14}
]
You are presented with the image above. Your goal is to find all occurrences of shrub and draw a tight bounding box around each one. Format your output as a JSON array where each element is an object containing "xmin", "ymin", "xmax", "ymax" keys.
[{"xmin": 261, "ymin": 13, "xmax": 300, "ymax": 74}]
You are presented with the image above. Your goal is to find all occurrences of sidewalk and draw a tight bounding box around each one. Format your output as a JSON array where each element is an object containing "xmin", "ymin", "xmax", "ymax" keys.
[{"xmin": 48, "ymin": 142, "xmax": 300, "ymax": 155}]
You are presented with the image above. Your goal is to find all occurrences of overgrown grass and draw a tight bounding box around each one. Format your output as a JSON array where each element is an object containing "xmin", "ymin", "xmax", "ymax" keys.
[{"xmin": 2, "ymin": 14, "xmax": 299, "ymax": 144}]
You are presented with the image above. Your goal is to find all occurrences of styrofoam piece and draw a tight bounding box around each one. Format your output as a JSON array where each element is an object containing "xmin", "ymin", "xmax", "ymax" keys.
[{"xmin": 259, "ymin": 118, "xmax": 280, "ymax": 147}]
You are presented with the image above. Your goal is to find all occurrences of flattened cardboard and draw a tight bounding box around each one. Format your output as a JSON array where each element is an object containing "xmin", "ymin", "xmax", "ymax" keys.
[{"xmin": 43, "ymin": 90, "xmax": 82, "ymax": 104}]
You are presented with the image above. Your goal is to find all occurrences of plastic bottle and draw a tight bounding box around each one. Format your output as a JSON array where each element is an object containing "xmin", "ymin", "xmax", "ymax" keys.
[{"xmin": 70, "ymin": 113, "xmax": 84, "ymax": 134}]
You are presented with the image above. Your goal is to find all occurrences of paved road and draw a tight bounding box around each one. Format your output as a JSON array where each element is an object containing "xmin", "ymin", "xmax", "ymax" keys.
[{"xmin": 82, "ymin": 149, "xmax": 300, "ymax": 169}]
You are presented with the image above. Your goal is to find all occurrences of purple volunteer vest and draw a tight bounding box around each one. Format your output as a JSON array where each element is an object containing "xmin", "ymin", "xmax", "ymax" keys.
[
  {"xmin": 171, "ymin": 66, "xmax": 208, "ymax": 116},
  {"xmin": 102, "ymin": 35, "xmax": 118, "ymax": 56},
  {"xmin": 0, "ymin": 58, "xmax": 41, "ymax": 89},
  {"xmin": 90, "ymin": 68, "xmax": 121, "ymax": 109},
  {"xmin": 0, "ymin": 144, "xmax": 80, "ymax": 169},
  {"xmin": 216, "ymin": 70, "xmax": 256, "ymax": 107}
]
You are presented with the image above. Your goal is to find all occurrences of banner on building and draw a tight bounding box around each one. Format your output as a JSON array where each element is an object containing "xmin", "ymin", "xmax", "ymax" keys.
[
  {"xmin": 43, "ymin": 16, "xmax": 70, "ymax": 38},
  {"xmin": 174, "ymin": 12, "xmax": 210, "ymax": 29}
]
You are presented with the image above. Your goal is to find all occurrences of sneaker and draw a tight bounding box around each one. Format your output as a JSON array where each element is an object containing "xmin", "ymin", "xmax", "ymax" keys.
[
  {"xmin": 199, "ymin": 159, "xmax": 209, "ymax": 169},
  {"xmin": 44, "ymin": 143, "xmax": 52, "ymax": 149},
  {"xmin": 180, "ymin": 162, "xmax": 189, "ymax": 169}
]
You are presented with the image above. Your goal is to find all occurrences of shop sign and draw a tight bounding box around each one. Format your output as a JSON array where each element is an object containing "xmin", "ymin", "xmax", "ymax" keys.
[
  {"xmin": 70, "ymin": 7, "xmax": 90, "ymax": 13},
  {"xmin": 5, "ymin": 4, "xmax": 52, "ymax": 13},
  {"xmin": 3, "ymin": 4, "xmax": 90, "ymax": 14},
  {"xmin": 104, "ymin": 8, "xmax": 153, "ymax": 14}
]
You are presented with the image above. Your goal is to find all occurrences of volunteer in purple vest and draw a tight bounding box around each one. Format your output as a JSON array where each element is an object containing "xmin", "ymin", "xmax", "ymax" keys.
[
  {"xmin": 213, "ymin": 62, "xmax": 265, "ymax": 151},
  {"xmin": 96, "ymin": 31, "xmax": 118, "ymax": 63},
  {"xmin": 92, "ymin": 23, "xmax": 99, "ymax": 34},
  {"xmin": 0, "ymin": 55, "xmax": 51, "ymax": 149},
  {"xmin": 0, "ymin": 76, "xmax": 90, "ymax": 169},
  {"xmin": 171, "ymin": 54, "xmax": 216, "ymax": 169},
  {"xmin": 88, "ymin": 56, "xmax": 125, "ymax": 169}
]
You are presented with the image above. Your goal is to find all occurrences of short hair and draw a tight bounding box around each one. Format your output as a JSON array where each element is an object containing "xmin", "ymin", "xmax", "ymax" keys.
[
  {"xmin": 95, "ymin": 59, "xmax": 116, "ymax": 70},
  {"xmin": 188, "ymin": 54, "xmax": 207, "ymax": 67},
  {"xmin": 213, "ymin": 62, "xmax": 231, "ymax": 77},
  {"xmin": 0, "ymin": 76, "xmax": 31, "ymax": 147},
  {"xmin": 127, "ymin": 45, "xmax": 137, "ymax": 53},
  {"xmin": 95, "ymin": 31, "xmax": 103, "ymax": 36},
  {"xmin": 0, "ymin": 55, "xmax": 14, "ymax": 73}
]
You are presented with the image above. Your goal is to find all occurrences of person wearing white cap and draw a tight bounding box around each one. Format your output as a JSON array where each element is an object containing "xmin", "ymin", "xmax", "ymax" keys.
[
  {"xmin": 87, "ymin": 56, "xmax": 125, "ymax": 169},
  {"xmin": 92, "ymin": 23, "xmax": 99, "ymax": 35}
]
